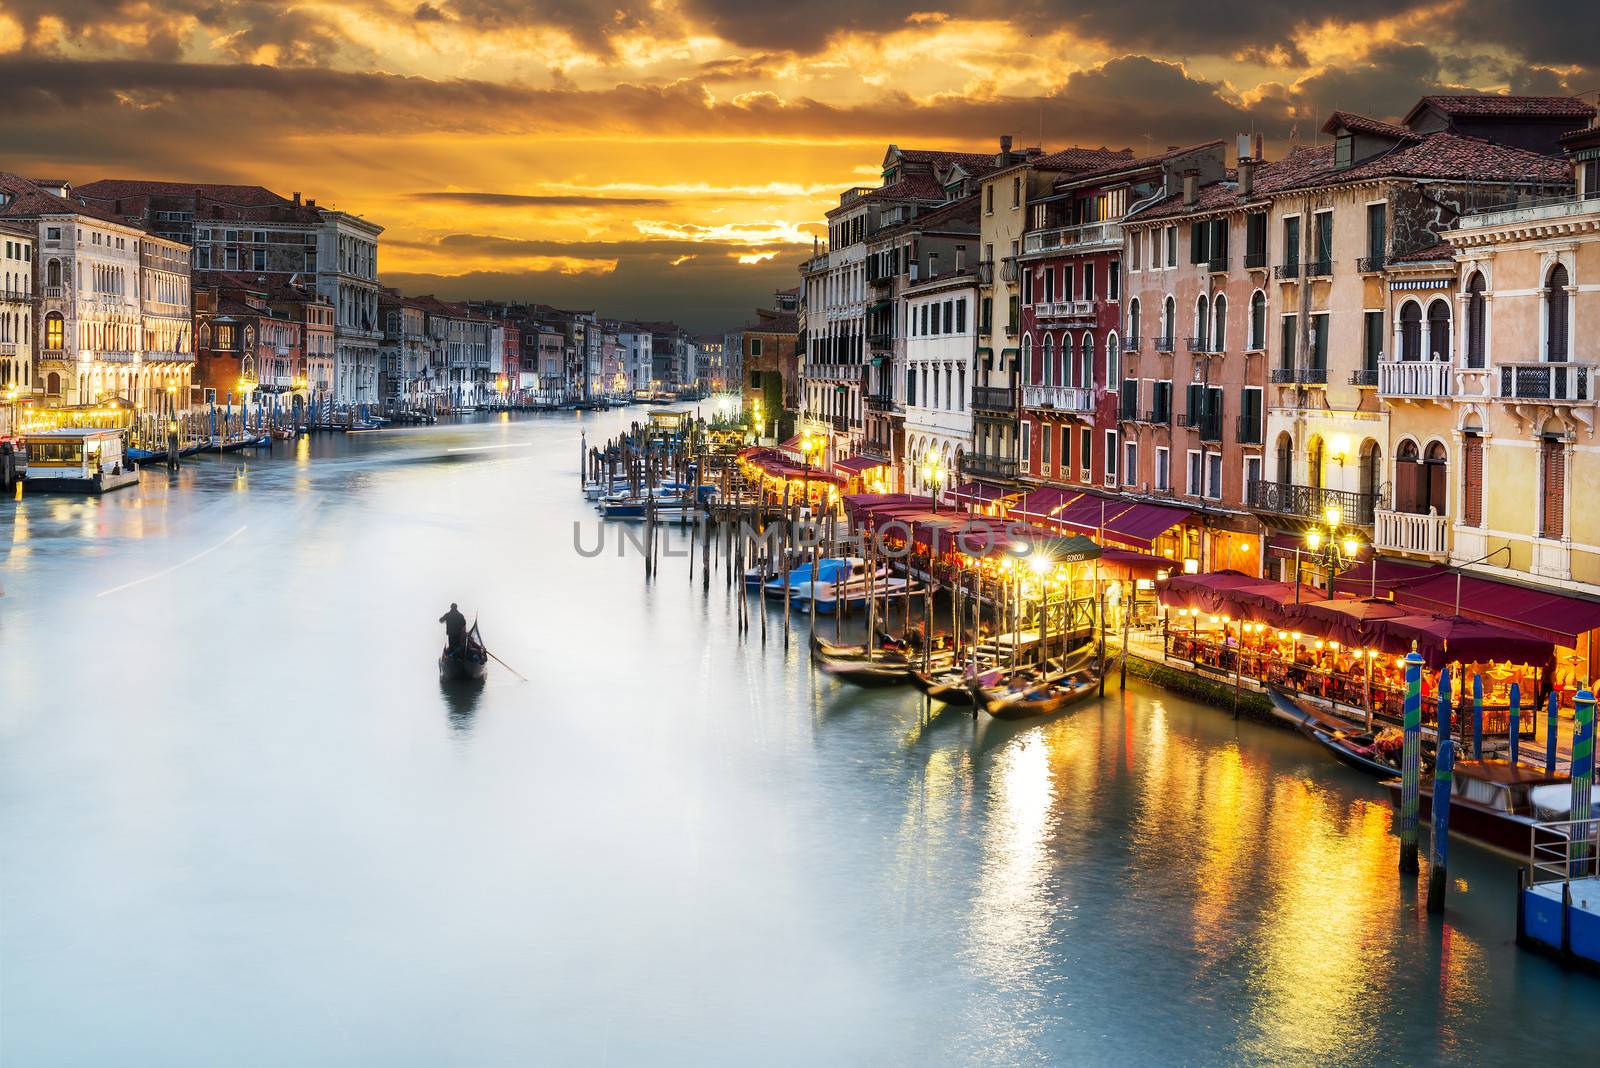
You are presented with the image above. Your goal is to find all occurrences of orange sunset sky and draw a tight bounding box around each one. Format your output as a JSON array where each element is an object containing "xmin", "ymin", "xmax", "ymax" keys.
[{"xmin": 0, "ymin": 0, "xmax": 1589, "ymax": 330}]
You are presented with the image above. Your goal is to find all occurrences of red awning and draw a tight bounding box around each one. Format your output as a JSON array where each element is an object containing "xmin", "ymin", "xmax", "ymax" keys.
[
  {"xmin": 1367, "ymin": 614, "xmax": 1555, "ymax": 672},
  {"xmin": 1100, "ymin": 548, "xmax": 1174, "ymax": 580},
  {"xmin": 834, "ymin": 455, "xmax": 887, "ymax": 476},
  {"xmin": 1102, "ymin": 502, "xmax": 1191, "ymax": 549},
  {"xmin": 1011, "ymin": 486, "xmax": 1081, "ymax": 522},
  {"xmin": 1335, "ymin": 558, "xmax": 1600, "ymax": 646}
]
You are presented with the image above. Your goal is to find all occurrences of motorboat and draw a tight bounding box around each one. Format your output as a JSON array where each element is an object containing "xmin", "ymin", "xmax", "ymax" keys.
[{"xmin": 1382, "ymin": 759, "xmax": 1571, "ymax": 858}]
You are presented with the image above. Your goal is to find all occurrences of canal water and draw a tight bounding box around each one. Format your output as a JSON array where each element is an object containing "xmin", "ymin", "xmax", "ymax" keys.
[{"xmin": 1, "ymin": 408, "xmax": 1593, "ymax": 1066}]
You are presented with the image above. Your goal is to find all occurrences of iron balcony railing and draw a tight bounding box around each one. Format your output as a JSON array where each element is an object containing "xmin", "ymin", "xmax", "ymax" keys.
[
  {"xmin": 1153, "ymin": 336, "xmax": 1175, "ymax": 353},
  {"xmin": 1274, "ymin": 262, "xmax": 1301, "ymax": 281},
  {"xmin": 1186, "ymin": 336, "xmax": 1216, "ymax": 354},
  {"xmin": 1236, "ymin": 414, "xmax": 1263, "ymax": 444},
  {"xmin": 830, "ymin": 414, "xmax": 852, "ymax": 433},
  {"xmin": 1143, "ymin": 407, "xmax": 1171, "ymax": 426},
  {"xmin": 977, "ymin": 261, "xmax": 994, "ymax": 285},
  {"xmin": 1497, "ymin": 362, "xmax": 1595, "ymax": 403},
  {"xmin": 971, "ymin": 385, "xmax": 1017, "ymax": 412},
  {"xmin": 1247, "ymin": 479, "xmax": 1377, "ymax": 526},
  {"xmin": 1271, "ymin": 366, "xmax": 1328, "ymax": 385},
  {"xmin": 1307, "ymin": 259, "xmax": 1334, "ymax": 278},
  {"xmin": 1206, "ymin": 256, "xmax": 1228, "ymax": 274},
  {"xmin": 865, "ymin": 392, "xmax": 901, "ymax": 412},
  {"xmin": 1001, "ymin": 258, "xmax": 1019, "ymax": 283},
  {"xmin": 1244, "ymin": 251, "xmax": 1268, "ymax": 270},
  {"xmin": 1123, "ymin": 336, "xmax": 1141, "ymax": 353},
  {"xmin": 1349, "ymin": 368, "xmax": 1378, "ymax": 387},
  {"xmin": 1357, "ymin": 254, "xmax": 1387, "ymax": 274},
  {"xmin": 867, "ymin": 332, "xmax": 892, "ymax": 349},
  {"xmin": 963, "ymin": 453, "xmax": 1019, "ymax": 480}
]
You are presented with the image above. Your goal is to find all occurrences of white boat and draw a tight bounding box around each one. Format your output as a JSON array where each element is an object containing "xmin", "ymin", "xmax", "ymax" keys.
[
  {"xmin": 789, "ymin": 563, "xmax": 898, "ymax": 606},
  {"xmin": 811, "ymin": 574, "xmax": 924, "ymax": 614},
  {"xmin": 753, "ymin": 556, "xmax": 861, "ymax": 591},
  {"xmin": 21, "ymin": 428, "xmax": 139, "ymax": 494}
]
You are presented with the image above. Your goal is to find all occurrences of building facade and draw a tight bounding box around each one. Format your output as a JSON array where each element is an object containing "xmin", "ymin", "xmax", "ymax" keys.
[{"xmin": 1, "ymin": 221, "xmax": 33, "ymax": 428}]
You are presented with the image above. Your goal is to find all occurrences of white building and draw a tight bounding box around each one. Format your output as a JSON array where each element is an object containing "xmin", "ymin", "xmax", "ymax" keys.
[
  {"xmin": 1, "ymin": 221, "xmax": 33, "ymax": 427},
  {"xmin": 902, "ymin": 270, "xmax": 978, "ymax": 495},
  {"xmin": 315, "ymin": 210, "xmax": 383, "ymax": 405}
]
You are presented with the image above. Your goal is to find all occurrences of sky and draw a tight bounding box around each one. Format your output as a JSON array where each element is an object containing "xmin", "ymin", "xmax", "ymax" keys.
[{"xmin": 0, "ymin": 1, "xmax": 1592, "ymax": 333}]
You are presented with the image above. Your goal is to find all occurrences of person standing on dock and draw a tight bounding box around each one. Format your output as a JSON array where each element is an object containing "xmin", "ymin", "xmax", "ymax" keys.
[{"xmin": 166, "ymin": 420, "xmax": 180, "ymax": 472}]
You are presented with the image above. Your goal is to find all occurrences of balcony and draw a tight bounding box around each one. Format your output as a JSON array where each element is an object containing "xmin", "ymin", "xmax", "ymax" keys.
[
  {"xmin": 1497, "ymin": 362, "xmax": 1595, "ymax": 403},
  {"xmin": 867, "ymin": 332, "xmax": 892, "ymax": 349},
  {"xmin": 42, "ymin": 285, "xmax": 64, "ymax": 300},
  {"xmin": 1143, "ymin": 408, "xmax": 1171, "ymax": 426},
  {"xmin": 977, "ymin": 261, "xmax": 994, "ymax": 285},
  {"xmin": 1357, "ymin": 254, "xmax": 1387, "ymax": 274},
  {"xmin": 1153, "ymin": 336, "xmax": 1175, "ymax": 353},
  {"xmin": 0, "ymin": 288, "xmax": 29, "ymax": 302},
  {"xmin": 1001, "ymin": 258, "xmax": 1019, "ymax": 283},
  {"xmin": 1274, "ymin": 263, "xmax": 1301, "ymax": 281},
  {"xmin": 1243, "ymin": 251, "xmax": 1268, "ymax": 270},
  {"xmin": 1247, "ymin": 480, "xmax": 1377, "ymax": 526},
  {"xmin": 1023, "ymin": 221, "xmax": 1122, "ymax": 255},
  {"xmin": 1022, "ymin": 384, "xmax": 1093, "ymax": 412},
  {"xmin": 1034, "ymin": 300, "xmax": 1098, "ymax": 324},
  {"xmin": 1186, "ymin": 336, "xmax": 1217, "ymax": 354},
  {"xmin": 1378, "ymin": 359, "xmax": 1453, "ymax": 401},
  {"xmin": 1374, "ymin": 509, "xmax": 1449, "ymax": 559},
  {"xmin": 1270, "ymin": 367, "xmax": 1328, "ymax": 386},
  {"xmin": 830, "ymin": 414, "xmax": 852, "ymax": 433},
  {"xmin": 0, "ymin": 341, "xmax": 14, "ymax": 357},
  {"xmin": 1349, "ymin": 368, "xmax": 1378, "ymax": 388},
  {"xmin": 1307, "ymin": 259, "xmax": 1333, "ymax": 278},
  {"xmin": 963, "ymin": 453, "xmax": 1019, "ymax": 481},
  {"xmin": 1235, "ymin": 415, "xmax": 1263, "ymax": 445},
  {"xmin": 972, "ymin": 385, "xmax": 1017, "ymax": 412},
  {"xmin": 1205, "ymin": 256, "xmax": 1229, "ymax": 274},
  {"xmin": 1123, "ymin": 336, "xmax": 1141, "ymax": 353},
  {"xmin": 869, "ymin": 273, "xmax": 894, "ymax": 291},
  {"xmin": 865, "ymin": 392, "xmax": 902, "ymax": 413}
]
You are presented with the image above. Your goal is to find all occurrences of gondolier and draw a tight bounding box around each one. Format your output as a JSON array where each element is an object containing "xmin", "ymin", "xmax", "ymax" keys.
[{"xmin": 439, "ymin": 603, "xmax": 467, "ymax": 653}]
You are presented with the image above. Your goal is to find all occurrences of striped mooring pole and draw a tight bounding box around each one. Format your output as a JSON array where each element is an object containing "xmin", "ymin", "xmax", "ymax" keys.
[
  {"xmin": 1428, "ymin": 669, "xmax": 1454, "ymax": 913},
  {"xmin": 1509, "ymin": 682, "xmax": 1522, "ymax": 767},
  {"xmin": 1546, "ymin": 691, "xmax": 1559, "ymax": 775},
  {"xmin": 1400, "ymin": 647, "xmax": 1424, "ymax": 874},
  {"xmin": 1570, "ymin": 690, "xmax": 1595, "ymax": 877},
  {"xmin": 1472, "ymin": 673, "xmax": 1483, "ymax": 760}
]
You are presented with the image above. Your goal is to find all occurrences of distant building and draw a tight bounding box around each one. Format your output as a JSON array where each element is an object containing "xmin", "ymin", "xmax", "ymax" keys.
[{"xmin": 1, "ymin": 221, "xmax": 33, "ymax": 430}]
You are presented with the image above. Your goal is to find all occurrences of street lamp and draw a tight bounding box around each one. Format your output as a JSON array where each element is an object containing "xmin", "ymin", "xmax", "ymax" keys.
[
  {"xmin": 751, "ymin": 399, "xmax": 764, "ymax": 442},
  {"xmin": 1304, "ymin": 502, "xmax": 1362, "ymax": 601},
  {"xmin": 923, "ymin": 452, "xmax": 946, "ymax": 512}
]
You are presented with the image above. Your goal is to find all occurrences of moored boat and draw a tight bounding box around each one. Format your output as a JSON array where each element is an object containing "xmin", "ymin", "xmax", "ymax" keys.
[
  {"xmin": 970, "ymin": 665, "xmax": 1101, "ymax": 719},
  {"xmin": 1382, "ymin": 759, "xmax": 1570, "ymax": 858},
  {"xmin": 1268, "ymin": 688, "xmax": 1410, "ymax": 778},
  {"xmin": 811, "ymin": 645, "xmax": 913, "ymax": 686}
]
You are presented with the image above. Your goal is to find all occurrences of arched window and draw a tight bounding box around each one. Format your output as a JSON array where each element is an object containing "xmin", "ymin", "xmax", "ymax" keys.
[
  {"xmin": 1359, "ymin": 440, "xmax": 1382, "ymax": 502},
  {"xmin": 1080, "ymin": 334, "xmax": 1095, "ymax": 389},
  {"xmin": 1400, "ymin": 301, "xmax": 1422, "ymax": 361},
  {"xmin": 1041, "ymin": 334, "xmax": 1053, "ymax": 386},
  {"xmin": 1547, "ymin": 263, "xmax": 1570, "ymax": 362},
  {"xmin": 46, "ymin": 371, "xmax": 61, "ymax": 396},
  {"xmin": 44, "ymin": 311, "xmax": 63, "ymax": 351},
  {"xmin": 1163, "ymin": 296, "xmax": 1175, "ymax": 344},
  {"xmin": 1195, "ymin": 294, "xmax": 1209, "ymax": 348},
  {"xmin": 46, "ymin": 259, "xmax": 61, "ymax": 288},
  {"xmin": 1427, "ymin": 299, "xmax": 1451, "ymax": 362},
  {"xmin": 1396, "ymin": 439, "xmax": 1422, "ymax": 513},
  {"xmin": 1213, "ymin": 295, "xmax": 1227, "ymax": 351},
  {"xmin": 1249, "ymin": 291, "xmax": 1267, "ymax": 350},
  {"xmin": 1128, "ymin": 298, "xmax": 1141, "ymax": 344},
  {"xmin": 1307, "ymin": 437, "xmax": 1324, "ymax": 490},
  {"xmin": 1107, "ymin": 332, "xmax": 1120, "ymax": 386},
  {"xmin": 1424, "ymin": 441, "xmax": 1448, "ymax": 515},
  {"xmin": 1466, "ymin": 272, "xmax": 1487, "ymax": 369},
  {"xmin": 1021, "ymin": 334, "xmax": 1033, "ymax": 384},
  {"xmin": 1275, "ymin": 432, "xmax": 1293, "ymax": 485}
]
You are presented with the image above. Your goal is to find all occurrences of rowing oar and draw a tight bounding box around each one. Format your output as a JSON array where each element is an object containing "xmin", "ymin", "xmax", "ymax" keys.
[{"xmin": 484, "ymin": 648, "xmax": 529, "ymax": 682}]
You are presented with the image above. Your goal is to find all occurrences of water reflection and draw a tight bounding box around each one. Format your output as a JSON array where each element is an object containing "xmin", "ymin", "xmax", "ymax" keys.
[{"xmin": 438, "ymin": 678, "xmax": 483, "ymax": 730}]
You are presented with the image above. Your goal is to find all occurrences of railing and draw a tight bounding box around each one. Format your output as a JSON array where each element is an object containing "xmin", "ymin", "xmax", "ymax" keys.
[
  {"xmin": 1143, "ymin": 408, "xmax": 1171, "ymax": 426},
  {"xmin": 0, "ymin": 288, "xmax": 29, "ymax": 301},
  {"xmin": 1186, "ymin": 336, "xmax": 1213, "ymax": 354},
  {"xmin": 964, "ymin": 453, "xmax": 1018, "ymax": 480},
  {"xmin": 1527, "ymin": 817, "xmax": 1600, "ymax": 888},
  {"xmin": 1349, "ymin": 368, "xmax": 1378, "ymax": 387},
  {"xmin": 1235, "ymin": 415, "xmax": 1262, "ymax": 444},
  {"xmin": 1247, "ymin": 480, "xmax": 1377, "ymax": 525},
  {"xmin": 865, "ymin": 392, "xmax": 901, "ymax": 412},
  {"xmin": 1275, "ymin": 263, "xmax": 1301, "ymax": 281},
  {"xmin": 1123, "ymin": 336, "xmax": 1141, "ymax": 353},
  {"xmin": 1034, "ymin": 300, "xmax": 1098, "ymax": 322},
  {"xmin": 830, "ymin": 414, "xmax": 852, "ymax": 433},
  {"xmin": 1001, "ymin": 258, "xmax": 1019, "ymax": 283},
  {"xmin": 1357, "ymin": 254, "xmax": 1387, "ymax": 273},
  {"xmin": 1022, "ymin": 384, "xmax": 1092, "ymax": 412},
  {"xmin": 867, "ymin": 332, "xmax": 891, "ymax": 349},
  {"xmin": 1374, "ymin": 509, "xmax": 1449, "ymax": 556},
  {"xmin": 1498, "ymin": 362, "xmax": 1595, "ymax": 403},
  {"xmin": 0, "ymin": 341, "xmax": 14, "ymax": 357},
  {"xmin": 977, "ymin": 261, "xmax": 994, "ymax": 285},
  {"xmin": 1153, "ymin": 336, "xmax": 1175, "ymax": 353},
  {"xmin": 1118, "ymin": 401, "xmax": 1139, "ymax": 422},
  {"xmin": 1022, "ymin": 221, "xmax": 1122, "ymax": 255},
  {"xmin": 1459, "ymin": 194, "xmax": 1600, "ymax": 231},
  {"xmin": 1307, "ymin": 259, "xmax": 1333, "ymax": 278},
  {"xmin": 1205, "ymin": 256, "xmax": 1228, "ymax": 274},
  {"xmin": 868, "ymin": 273, "xmax": 894, "ymax": 289},
  {"xmin": 972, "ymin": 385, "xmax": 1016, "ymax": 411},
  {"xmin": 1379, "ymin": 359, "xmax": 1453, "ymax": 399},
  {"xmin": 42, "ymin": 285, "xmax": 63, "ymax": 299},
  {"xmin": 1243, "ymin": 251, "xmax": 1268, "ymax": 270},
  {"xmin": 1274, "ymin": 366, "xmax": 1329, "ymax": 386}
]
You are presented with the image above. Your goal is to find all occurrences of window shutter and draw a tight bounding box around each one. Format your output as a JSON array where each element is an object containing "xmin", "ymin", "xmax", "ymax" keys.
[
  {"xmin": 1462, "ymin": 434, "xmax": 1483, "ymax": 527},
  {"xmin": 1280, "ymin": 314, "xmax": 1297, "ymax": 369},
  {"xmin": 1467, "ymin": 275, "xmax": 1486, "ymax": 369},
  {"xmin": 1396, "ymin": 459, "xmax": 1423, "ymax": 515},
  {"xmin": 1190, "ymin": 224, "xmax": 1202, "ymax": 264},
  {"xmin": 1547, "ymin": 265, "xmax": 1569, "ymax": 361},
  {"xmin": 1542, "ymin": 438, "xmax": 1565, "ymax": 539},
  {"xmin": 1311, "ymin": 315, "xmax": 1328, "ymax": 370}
]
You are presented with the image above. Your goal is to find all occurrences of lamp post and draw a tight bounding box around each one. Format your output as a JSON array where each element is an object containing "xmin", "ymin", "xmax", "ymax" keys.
[
  {"xmin": 751, "ymin": 399, "xmax": 765, "ymax": 444},
  {"xmin": 923, "ymin": 452, "xmax": 946, "ymax": 512},
  {"xmin": 1304, "ymin": 502, "xmax": 1362, "ymax": 601}
]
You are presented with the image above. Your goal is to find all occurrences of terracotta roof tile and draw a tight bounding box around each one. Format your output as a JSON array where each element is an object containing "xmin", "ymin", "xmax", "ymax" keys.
[
  {"xmin": 1389, "ymin": 240, "xmax": 1455, "ymax": 263},
  {"xmin": 1323, "ymin": 110, "xmax": 1420, "ymax": 141},
  {"xmin": 0, "ymin": 172, "xmax": 147, "ymax": 229},
  {"xmin": 1414, "ymin": 94, "xmax": 1596, "ymax": 119}
]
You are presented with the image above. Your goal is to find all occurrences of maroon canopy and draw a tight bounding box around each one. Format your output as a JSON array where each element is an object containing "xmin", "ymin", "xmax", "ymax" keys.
[
  {"xmin": 1282, "ymin": 596, "xmax": 1408, "ymax": 648},
  {"xmin": 1368, "ymin": 614, "xmax": 1555, "ymax": 672}
]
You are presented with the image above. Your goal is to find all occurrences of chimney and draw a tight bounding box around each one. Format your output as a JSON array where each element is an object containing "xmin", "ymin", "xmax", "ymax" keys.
[
  {"xmin": 1238, "ymin": 159, "xmax": 1254, "ymax": 199},
  {"xmin": 955, "ymin": 245, "xmax": 966, "ymax": 271},
  {"xmin": 999, "ymin": 134, "xmax": 1013, "ymax": 165},
  {"xmin": 292, "ymin": 192, "xmax": 301, "ymax": 206},
  {"xmin": 1255, "ymin": 132, "xmax": 1264, "ymax": 160},
  {"xmin": 306, "ymin": 198, "xmax": 317, "ymax": 208},
  {"xmin": 1183, "ymin": 174, "xmax": 1198, "ymax": 207}
]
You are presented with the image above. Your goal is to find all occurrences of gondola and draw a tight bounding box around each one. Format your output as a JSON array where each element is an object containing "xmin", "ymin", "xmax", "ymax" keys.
[
  {"xmin": 811, "ymin": 645, "xmax": 913, "ymax": 686},
  {"xmin": 439, "ymin": 622, "xmax": 489, "ymax": 682},
  {"xmin": 968, "ymin": 664, "xmax": 1102, "ymax": 720},
  {"xmin": 909, "ymin": 665, "xmax": 1003, "ymax": 705},
  {"xmin": 1267, "ymin": 687, "xmax": 1417, "ymax": 779}
]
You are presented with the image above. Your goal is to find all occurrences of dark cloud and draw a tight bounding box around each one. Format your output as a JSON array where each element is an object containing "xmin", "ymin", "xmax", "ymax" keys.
[
  {"xmin": 412, "ymin": 2, "xmax": 449, "ymax": 21},
  {"xmin": 417, "ymin": 234, "xmax": 805, "ymax": 259},
  {"xmin": 410, "ymin": 192, "xmax": 674, "ymax": 207},
  {"xmin": 1281, "ymin": 42, "xmax": 1448, "ymax": 122},
  {"xmin": 1442, "ymin": 0, "xmax": 1600, "ymax": 69},
  {"xmin": 381, "ymin": 258, "xmax": 803, "ymax": 335}
]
